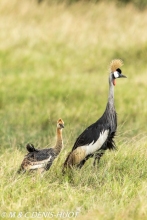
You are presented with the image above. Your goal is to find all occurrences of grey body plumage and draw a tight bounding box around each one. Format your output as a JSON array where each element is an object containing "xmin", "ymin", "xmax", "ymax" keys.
[{"xmin": 63, "ymin": 60, "xmax": 126, "ymax": 170}]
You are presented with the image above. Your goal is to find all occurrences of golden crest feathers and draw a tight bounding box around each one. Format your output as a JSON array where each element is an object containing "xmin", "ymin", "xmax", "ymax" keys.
[{"xmin": 110, "ymin": 59, "xmax": 123, "ymax": 72}]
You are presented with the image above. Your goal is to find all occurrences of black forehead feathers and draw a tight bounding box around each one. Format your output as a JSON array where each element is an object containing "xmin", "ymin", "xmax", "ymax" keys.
[{"xmin": 116, "ymin": 68, "xmax": 121, "ymax": 73}]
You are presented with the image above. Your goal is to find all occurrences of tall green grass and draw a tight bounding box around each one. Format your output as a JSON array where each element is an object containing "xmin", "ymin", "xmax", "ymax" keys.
[{"xmin": 0, "ymin": 0, "xmax": 147, "ymax": 219}]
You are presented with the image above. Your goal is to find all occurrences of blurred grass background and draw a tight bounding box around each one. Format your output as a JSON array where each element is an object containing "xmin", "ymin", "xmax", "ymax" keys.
[{"xmin": 0, "ymin": 0, "xmax": 147, "ymax": 219}]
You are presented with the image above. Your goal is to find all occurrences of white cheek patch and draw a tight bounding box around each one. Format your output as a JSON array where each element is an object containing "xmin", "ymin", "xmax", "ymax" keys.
[{"xmin": 113, "ymin": 71, "xmax": 119, "ymax": 78}]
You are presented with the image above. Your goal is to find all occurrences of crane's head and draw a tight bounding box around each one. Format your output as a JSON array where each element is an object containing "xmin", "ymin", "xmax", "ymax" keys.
[
  {"xmin": 110, "ymin": 59, "xmax": 127, "ymax": 86},
  {"xmin": 57, "ymin": 118, "xmax": 64, "ymax": 129}
]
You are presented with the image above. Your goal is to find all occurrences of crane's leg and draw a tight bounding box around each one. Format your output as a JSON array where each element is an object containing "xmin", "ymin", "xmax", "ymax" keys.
[
  {"xmin": 93, "ymin": 151, "xmax": 105, "ymax": 166},
  {"xmin": 77, "ymin": 159, "xmax": 87, "ymax": 169},
  {"xmin": 77, "ymin": 154, "xmax": 93, "ymax": 169}
]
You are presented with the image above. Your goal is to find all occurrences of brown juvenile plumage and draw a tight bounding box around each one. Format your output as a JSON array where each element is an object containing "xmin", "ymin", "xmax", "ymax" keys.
[{"xmin": 18, "ymin": 119, "xmax": 64, "ymax": 174}]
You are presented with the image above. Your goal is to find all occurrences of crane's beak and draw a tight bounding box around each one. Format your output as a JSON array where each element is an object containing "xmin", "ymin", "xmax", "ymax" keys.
[
  {"xmin": 119, "ymin": 74, "xmax": 127, "ymax": 78},
  {"xmin": 59, "ymin": 124, "xmax": 64, "ymax": 128}
]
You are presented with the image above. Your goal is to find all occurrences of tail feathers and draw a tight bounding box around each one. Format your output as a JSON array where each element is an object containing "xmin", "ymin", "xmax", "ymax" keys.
[
  {"xmin": 26, "ymin": 143, "xmax": 39, "ymax": 152},
  {"xmin": 63, "ymin": 152, "xmax": 72, "ymax": 168},
  {"xmin": 107, "ymin": 132, "xmax": 117, "ymax": 150},
  {"xmin": 62, "ymin": 151, "xmax": 73, "ymax": 174}
]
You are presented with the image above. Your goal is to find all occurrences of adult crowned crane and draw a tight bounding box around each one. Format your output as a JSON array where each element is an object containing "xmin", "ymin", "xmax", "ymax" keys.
[
  {"xmin": 63, "ymin": 59, "xmax": 127, "ymax": 171},
  {"xmin": 18, "ymin": 119, "xmax": 64, "ymax": 173}
]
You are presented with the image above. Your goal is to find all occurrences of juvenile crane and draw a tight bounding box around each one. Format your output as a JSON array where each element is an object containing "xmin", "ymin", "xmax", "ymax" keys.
[
  {"xmin": 63, "ymin": 59, "xmax": 127, "ymax": 170},
  {"xmin": 18, "ymin": 119, "xmax": 64, "ymax": 173}
]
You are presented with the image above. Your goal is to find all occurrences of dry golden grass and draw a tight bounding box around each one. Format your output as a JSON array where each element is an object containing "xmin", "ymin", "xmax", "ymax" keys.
[{"xmin": 1, "ymin": 0, "xmax": 147, "ymax": 49}]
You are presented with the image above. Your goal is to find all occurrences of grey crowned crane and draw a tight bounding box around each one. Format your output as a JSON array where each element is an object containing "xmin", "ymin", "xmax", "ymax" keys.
[
  {"xmin": 18, "ymin": 119, "xmax": 64, "ymax": 173},
  {"xmin": 63, "ymin": 59, "xmax": 127, "ymax": 171}
]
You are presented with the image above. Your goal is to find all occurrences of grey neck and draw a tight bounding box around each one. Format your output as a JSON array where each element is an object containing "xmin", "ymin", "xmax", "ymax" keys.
[
  {"xmin": 102, "ymin": 73, "xmax": 116, "ymax": 132},
  {"xmin": 107, "ymin": 73, "xmax": 115, "ymax": 109}
]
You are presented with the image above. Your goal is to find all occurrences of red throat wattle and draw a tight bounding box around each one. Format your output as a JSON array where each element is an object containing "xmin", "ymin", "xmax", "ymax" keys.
[{"xmin": 113, "ymin": 79, "xmax": 116, "ymax": 86}]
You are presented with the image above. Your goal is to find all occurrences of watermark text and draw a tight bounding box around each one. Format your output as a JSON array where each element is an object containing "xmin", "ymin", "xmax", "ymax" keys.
[{"xmin": 1, "ymin": 211, "xmax": 80, "ymax": 219}]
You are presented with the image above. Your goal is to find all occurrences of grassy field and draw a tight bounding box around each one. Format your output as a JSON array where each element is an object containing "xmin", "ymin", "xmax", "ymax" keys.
[{"xmin": 0, "ymin": 0, "xmax": 147, "ymax": 219}]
